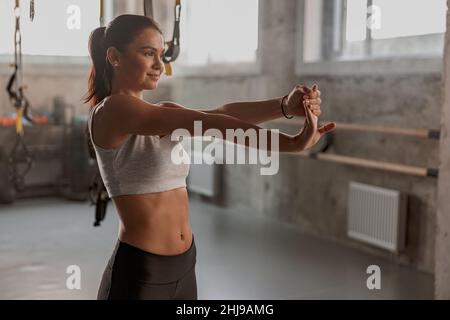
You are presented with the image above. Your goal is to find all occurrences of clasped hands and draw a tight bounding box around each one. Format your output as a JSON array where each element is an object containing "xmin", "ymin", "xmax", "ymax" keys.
[{"xmin": 284, "ymin": 84, "xmax": 336, "ymax": 151}]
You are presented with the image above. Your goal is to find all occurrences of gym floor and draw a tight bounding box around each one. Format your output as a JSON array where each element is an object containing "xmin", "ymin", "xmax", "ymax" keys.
[{"xmin": 0, "ymin": 196, "xmax": 433, "ymax": 300}]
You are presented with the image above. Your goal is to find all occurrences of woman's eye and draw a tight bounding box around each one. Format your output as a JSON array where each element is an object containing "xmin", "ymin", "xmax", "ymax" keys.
[{"xmin": 144, "ymin": 52, "xmax": 164, "ymax": 60}]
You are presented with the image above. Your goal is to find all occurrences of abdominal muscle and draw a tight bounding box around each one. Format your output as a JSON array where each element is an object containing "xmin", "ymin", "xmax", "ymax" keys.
[{"xmin": 112, "ymin": 186, "xmax": 193, "ymax": 256}]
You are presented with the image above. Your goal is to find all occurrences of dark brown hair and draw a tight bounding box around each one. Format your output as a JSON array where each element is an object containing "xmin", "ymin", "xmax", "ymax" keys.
[{"xmin": 83, "ymin": 14, "xmax": 163, "ymax": 108}]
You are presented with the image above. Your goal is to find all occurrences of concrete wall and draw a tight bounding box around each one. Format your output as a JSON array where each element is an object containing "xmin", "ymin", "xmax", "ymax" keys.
[
  {"xmin": 0, "ymin": 0, "xmax": 442, "ymax": 275},
  {"xmin": 269, "ymin": 74, "xmax": 440, "ymax": 274},
  {"xmin": 0, "ymin": 64, "xmax": 90, "ymax": 117},
  {"xmin": 435, "ymin": 0, "xmax": 450, "ymax": 300}
]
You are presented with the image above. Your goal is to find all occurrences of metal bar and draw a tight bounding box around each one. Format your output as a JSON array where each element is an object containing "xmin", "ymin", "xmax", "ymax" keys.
[
  {"xmin": 285, "ymin": 151, "xmax": 438, "ymax": 178},
  {"xmin": 271, "ymin": 119, "xmax": 440, "ymax": 140}
]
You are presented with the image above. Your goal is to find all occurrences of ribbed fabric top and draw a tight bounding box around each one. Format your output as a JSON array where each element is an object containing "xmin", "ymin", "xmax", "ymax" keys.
[{"xmin": 87, "ymin": 97, "xmax": 191, "ymax": 197}]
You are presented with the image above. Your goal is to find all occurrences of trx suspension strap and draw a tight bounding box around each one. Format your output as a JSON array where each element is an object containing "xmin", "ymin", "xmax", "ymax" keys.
[
  {"xmin": 89, "ymin": 170, "xmax": 109, "ymax": 227},
  {"xmin": 99, "ymin": 0, "xmax": 105, "ymax": 27},
  {"xmin": 91, "ymin": 0, "xmax": 110, "ymax": 227},
  {"xmin": 143, "ymin": 0, "xmax": 154, "ymax": 18},
  {"xmin": 6, "ymin": 0, "xmax": 35, "ymax": 192},
  {"xmin": 29, "ymin": 0, "xmax": 34, "ymax": 21},
  {"xmin": 144, "ymin": 0, "xmax": 182, "ymax": 76}
]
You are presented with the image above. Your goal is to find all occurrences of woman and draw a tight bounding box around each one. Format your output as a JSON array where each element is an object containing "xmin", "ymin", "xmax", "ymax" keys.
[{"xmin": 83, "ymin": 14, "xmax": 336, "ymax": 300}]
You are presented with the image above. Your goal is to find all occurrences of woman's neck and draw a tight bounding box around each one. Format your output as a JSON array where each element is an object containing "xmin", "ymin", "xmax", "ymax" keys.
[
  {"xmin": 110, "ymin": 88, "xmax": 143, "ymax": 100},
  {"xmin": 110, "ymin": 80, "xmax": 143, "ymax": 100}
]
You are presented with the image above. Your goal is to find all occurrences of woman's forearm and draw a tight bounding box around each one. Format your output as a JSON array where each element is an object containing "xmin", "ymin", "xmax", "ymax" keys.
[
  {"xmin": 212, "ymin": 114, "xmax": 299, "ymax": 153},
  {"xmin": 156, "ymin": 101, "xmax": 300, "ymax": 152},
  {"xmin": 217, "ymin": 96, "xmax": 296, "ymax": 125}
]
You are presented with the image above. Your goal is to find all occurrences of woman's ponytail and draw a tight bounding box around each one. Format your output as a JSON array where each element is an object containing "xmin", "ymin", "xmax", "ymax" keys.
[{"xmin": 83, "ymin": 26, "xmax": 111, "ymax": 108}]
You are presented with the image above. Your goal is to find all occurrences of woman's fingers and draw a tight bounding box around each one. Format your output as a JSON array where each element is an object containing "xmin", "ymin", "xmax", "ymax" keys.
[
  {"xmin": 303, "ymin": 98, "xmax": 321, "ymax": 104},
  {"xmin": 302, "ymin": 100, "xmax": 310, "ymax": 125},
  {"xmin": 318, "ymin": 122, "xmax": 336, "ymax": 134},
  {"xmin": 304, "ymin": 101, "xmax": 321, "ymax": 117},
  {"xmin": 303, "ymin": 100, "xmax": 318, "ymax": 129},
  {"xmin": 309, "ymin": 84, "xmax": 319, "ymax": 99},
  {"xmin": 299, "ymin": 85, "xmax": 312, "ymax": 94},
  {"xmin": 296, "ymin": 85, "xmax": 307, "ymax": 94},
  {"xmin": 304, "ymin": 95, "xmax": 320, "ymax": 115},
  {"xmin": 300, "ymin": 86, "xmax": 321, "ymax": 100}
]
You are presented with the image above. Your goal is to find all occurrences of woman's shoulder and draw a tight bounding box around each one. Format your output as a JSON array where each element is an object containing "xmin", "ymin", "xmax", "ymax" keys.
[
  {"xmin": 105, "ymin": 93, "xmax": 133, "ymax": 108},
  {"xmin": 97, "ymin": 94, "xmax": 164, "ymax": 138},
  {"xmin": 105, "ymin": 94, "xmax": 161, "ymax": 116}
]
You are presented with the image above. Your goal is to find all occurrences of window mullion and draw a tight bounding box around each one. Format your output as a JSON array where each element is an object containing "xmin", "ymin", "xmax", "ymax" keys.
[
  {"xmin": 331, "ymin": 0, "xmax": 344, "ymax": 60},
  {"xmin": 321, "ymin": 0, "xmax": 335, "ymax": 60},
  {"xmin": 366, "ymin": 0, "xmax": 373, "ymax": 57}
]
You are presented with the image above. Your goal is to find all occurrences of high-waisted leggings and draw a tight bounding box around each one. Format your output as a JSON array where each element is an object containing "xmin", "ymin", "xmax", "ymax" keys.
[{"xmin": 97, "ymin": 234, "xmax": 197, "ymax": 300}]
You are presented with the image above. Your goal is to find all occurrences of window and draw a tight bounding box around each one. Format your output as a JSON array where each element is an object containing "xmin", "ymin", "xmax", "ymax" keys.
[
  {"xmin": 342, "ymin": 0, "xmax": 446, "ymax": 59},
  {"xmin": 0, "ymin": 0, "xmax": 113, "ymax": 57},
  {"xmin": 298, "ymin": 0, "xmax": 446, "ymax": 74},
  {"xmin": 177, "ymin": 0, "xmax": 259, "ymax": 66},
  {"xmin": 301, "ymin": 0, "xmax": 446, "ymax": 61}
]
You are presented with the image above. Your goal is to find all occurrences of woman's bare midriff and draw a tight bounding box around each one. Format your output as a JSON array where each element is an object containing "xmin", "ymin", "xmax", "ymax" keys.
[{"xmin": 112, "ymin": 186, "xmax": 193, "ymax": 256}]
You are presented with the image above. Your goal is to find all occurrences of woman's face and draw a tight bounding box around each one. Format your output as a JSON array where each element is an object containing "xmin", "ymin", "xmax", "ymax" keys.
[{"xmin": 116, "ymin": 27, "xmax": 165, "ymax": 91}]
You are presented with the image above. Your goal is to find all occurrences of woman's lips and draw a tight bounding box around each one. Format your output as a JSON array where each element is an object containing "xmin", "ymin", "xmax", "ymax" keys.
[{"xmin": 148, "ymin": 74, "xmax": 160, "ymax": 80}]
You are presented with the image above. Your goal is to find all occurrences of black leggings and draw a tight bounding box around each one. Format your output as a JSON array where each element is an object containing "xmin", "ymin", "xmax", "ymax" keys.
[{"xmin": 97, "ymin": 234, "xmax": 197, "ymax": 300}]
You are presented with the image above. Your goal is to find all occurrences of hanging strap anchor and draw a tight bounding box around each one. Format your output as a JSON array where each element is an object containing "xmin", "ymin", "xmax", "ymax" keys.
[{"xmin": 144, "ymin": 0, "xmax": 182, "ymax": 76}]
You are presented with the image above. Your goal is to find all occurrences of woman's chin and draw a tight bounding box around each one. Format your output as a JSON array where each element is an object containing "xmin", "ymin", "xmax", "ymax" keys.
[{"xmin": 146, "ymin": 82, "xmax": 158, "ymax": 90}]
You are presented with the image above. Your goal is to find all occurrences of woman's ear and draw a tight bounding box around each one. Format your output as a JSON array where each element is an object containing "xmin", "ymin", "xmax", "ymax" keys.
[{"xmin": 106, "ymin": 46, "xmax": 121, "ymax": 67}]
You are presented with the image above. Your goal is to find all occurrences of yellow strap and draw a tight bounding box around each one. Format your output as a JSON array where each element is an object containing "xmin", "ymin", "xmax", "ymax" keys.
[
  {"xmin": 100, "ymin": 0, "xmax": 105, "ymax": 26},
  {"xmin": 164, "ymin": 63, "xmax": 172, "ymax": 76},
  {"xmin": 16, "ymin": 107, "xmax": 24, "ymax": 136}
]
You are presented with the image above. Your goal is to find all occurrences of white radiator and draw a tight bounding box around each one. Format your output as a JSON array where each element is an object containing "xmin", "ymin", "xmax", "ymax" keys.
[{"xmin": 347, "ymin": 182, "xmax": 407, "ymax": 253}]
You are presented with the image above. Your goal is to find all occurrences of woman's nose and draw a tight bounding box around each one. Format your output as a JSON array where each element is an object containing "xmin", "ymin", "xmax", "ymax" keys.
[{"xmin": 154, "ymin": 56, "xmax": 164, "ymax": 71}]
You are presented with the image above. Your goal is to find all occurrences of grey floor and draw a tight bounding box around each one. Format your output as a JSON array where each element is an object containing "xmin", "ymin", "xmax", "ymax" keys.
[{"xmin": 0, "ymin": 196, "xmax": 433, "ymax": 300}]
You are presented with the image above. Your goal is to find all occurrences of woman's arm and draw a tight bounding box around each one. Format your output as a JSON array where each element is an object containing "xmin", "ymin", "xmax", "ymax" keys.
[
  {"xmin": 209, "ymin": 96, "xmax": 294, "ymax": 125},
  {"xmin": 168, "ymin": 86, "xmax": 320, "ymax": 125},
  {"xmin": 159, "ymin": 98, "xmax": 287, "ymax": 125},
  {"xmin": 108, "ymin": 94, "xmax": 303, "ymax": 153}
]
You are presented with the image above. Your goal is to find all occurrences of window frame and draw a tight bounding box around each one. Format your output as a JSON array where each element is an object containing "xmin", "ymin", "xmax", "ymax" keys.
[{"xmin": 295, "ymin": 0, "xmax": 443, "ymax": 76}]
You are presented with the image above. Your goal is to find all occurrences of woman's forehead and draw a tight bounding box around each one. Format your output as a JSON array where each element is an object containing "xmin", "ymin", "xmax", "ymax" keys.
[{"xmin": 133, "ymin": 28, "xmax": 165, "ymax": 50}]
